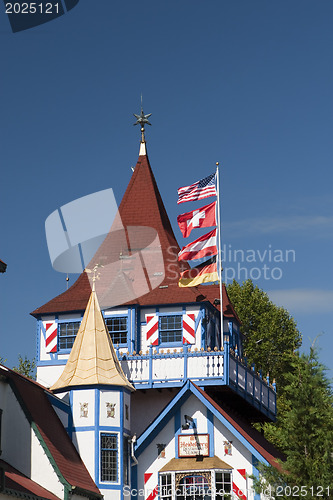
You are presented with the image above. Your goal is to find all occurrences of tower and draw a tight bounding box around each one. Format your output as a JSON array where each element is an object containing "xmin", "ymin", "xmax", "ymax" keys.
[
  {"xmin": 50, "ymin": 272, "xmax": 135, "ymax": 500},
  {"xmin": 31, "ymin": 110, "xmax": 281, "ymax": 499}
]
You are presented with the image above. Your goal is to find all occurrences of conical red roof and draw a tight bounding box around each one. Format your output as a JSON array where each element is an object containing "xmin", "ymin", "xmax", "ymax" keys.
[{"xmin": 32, "ymin": 146, "xmax": 238, "ymax": 321}]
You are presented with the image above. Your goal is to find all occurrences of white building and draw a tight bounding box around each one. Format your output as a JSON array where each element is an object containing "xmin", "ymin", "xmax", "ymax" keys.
[{"xmin": 1, "ymin": 120, "xmax": 283, "ymax": 499}]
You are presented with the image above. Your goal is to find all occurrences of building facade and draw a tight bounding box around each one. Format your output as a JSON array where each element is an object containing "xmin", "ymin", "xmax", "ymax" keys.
[{"xmin": 15, "ymin": 130, "xmax": 282, "ymax": 499}]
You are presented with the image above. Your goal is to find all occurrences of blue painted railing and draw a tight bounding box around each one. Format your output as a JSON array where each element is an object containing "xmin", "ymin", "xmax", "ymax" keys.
[
  {"xmin": 117, "ymin": 344, "xmax": 225, "ymax": 389},
  {"xmin": 116, "ymin": 342, "xmax": 276, "ymax": 418}
]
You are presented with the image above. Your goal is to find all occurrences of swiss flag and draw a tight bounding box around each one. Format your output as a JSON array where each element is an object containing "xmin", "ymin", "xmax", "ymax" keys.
[{"xmin": 177, "ymin": 201, "xmax": 216, "ymax": 238}]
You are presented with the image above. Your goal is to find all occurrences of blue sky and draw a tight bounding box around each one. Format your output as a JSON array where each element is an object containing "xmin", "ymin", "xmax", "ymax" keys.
[{"xmin": 0, "ymin": 1, "xmax": 332, "ymax": 380}]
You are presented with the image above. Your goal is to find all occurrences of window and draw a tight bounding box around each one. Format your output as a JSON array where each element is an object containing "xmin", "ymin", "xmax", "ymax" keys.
[
  {"xmin": 100, "ymin": 433, "xmax": 118, "ymax": 482},
  {"xmin": 215, "ymin": 472, "xmax": 232, "ymax": 499},
  {"xmin": 159, "ymin": 470, "xmax": 232, "ymax": 500},
  {"xmin": 177, "ymin": 474, "xmax": 210, "ymax": 500},
  {"xmin": 159, "ymin": 315, "xmax": 182, "ymax": 344},
  {"xmin": 160, "ymin": 473, "xmax": 172, "ymax": 500},
  {"xmin": 58, "ymin": 322, "xmax": 80, "ymax": 350},
  {"xmin": 105, "ymin": 317, "xmax": 128, "ymax": 345}
]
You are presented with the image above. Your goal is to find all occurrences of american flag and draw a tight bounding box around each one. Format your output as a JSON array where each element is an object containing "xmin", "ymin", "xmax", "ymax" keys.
[{"xmin": 177, "ymin": 173, "xmax": 217, "ymax": 204}]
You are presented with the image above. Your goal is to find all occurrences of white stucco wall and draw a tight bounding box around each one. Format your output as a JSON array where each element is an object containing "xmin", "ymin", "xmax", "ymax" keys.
[
  {"xmin": 0, "ymin": 381, "xmax": 31, "ymax": 477},
  {"xmin": 73, "ymin": 430, "xmax": 95, "ymax": 480},
  {"xmin": 31, "ymin": 427, "xmax": 65, "ymax": 498},
  {"xmin": 36, "ymin": 364, "xmax": 66, "ymax": 388}
]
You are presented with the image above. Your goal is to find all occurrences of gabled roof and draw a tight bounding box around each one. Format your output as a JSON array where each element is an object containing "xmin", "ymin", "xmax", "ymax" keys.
[
  {"xmin": 50, "ymin": 288, "xmax": 134, "ymax": 392},
  {"xmin": 136, "ymin": 380, "xmax": 283, "ymax": 469},
  {"xmin": 0, "ymin": 459, "xmax": 60, "ymax": 500},
  {"xmin": 31, "ymin": 146, "xmax": 239, "ymax": 323},
  {"xmin": 0, "ymin": 365, "xmax": 101, "ymax": 497}
]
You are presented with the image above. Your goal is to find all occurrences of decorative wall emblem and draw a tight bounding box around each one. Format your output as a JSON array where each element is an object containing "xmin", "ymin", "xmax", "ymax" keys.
[
  {"xmin": 223, "ymin": 440, "xmax": 232, "ymax": 456},
  {"xmin": 106, "ymin": 402, "xmax": 116, "ymax": 418},
  {"xmin": 80, "ymin": 403, "xmax": 88, "ymax": 418},
  {"xmin": 125, "ymin": 404, "xmax": 129, "ymax": 421}
]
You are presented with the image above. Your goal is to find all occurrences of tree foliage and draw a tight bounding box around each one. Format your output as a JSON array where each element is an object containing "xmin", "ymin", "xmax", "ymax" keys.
[
  {"xmin": 254, "ymin": 347, "xmax": 333, "ymax": 499},
  {"xmin": 13, "ymin": 354, "xmax": 36, "ymax": 379},
  {"xmin": 227, "ymin": 279, "xmax": 302, "ymax": 387}
]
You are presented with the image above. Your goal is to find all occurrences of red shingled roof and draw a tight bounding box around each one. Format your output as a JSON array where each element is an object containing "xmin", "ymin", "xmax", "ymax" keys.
[
  {"xmin": 1, "ymin": 366, "xmax": 101, "ymax": 497},
  {"xmin": 192, "ymin": 382, "xmax": 284, "ymax": 469},
  {"xmin": 31, "ymin": 149, "xmax": 239, "ymax": 323},
  {"xmin": 0, "ymin": 459, "xmax": 60, "ymax": 500}
]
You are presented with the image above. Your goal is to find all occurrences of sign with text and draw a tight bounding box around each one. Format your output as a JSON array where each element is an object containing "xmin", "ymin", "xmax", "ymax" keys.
[{"xmin": 178, "ymin": 434, "xmax": 209, "ymax": 457}]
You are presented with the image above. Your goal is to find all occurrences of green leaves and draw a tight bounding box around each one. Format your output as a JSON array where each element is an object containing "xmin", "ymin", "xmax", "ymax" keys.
[
  {"xmin": 254, "ymin": 348, "xmax": 333, "ymax": 499},
  {"xmin": 13, "ymin": 354, "xmax": 36, "ymax": 379},
  {"xmin": 227, "ymin": 279, "xmax": 302, "ymax": 388}
]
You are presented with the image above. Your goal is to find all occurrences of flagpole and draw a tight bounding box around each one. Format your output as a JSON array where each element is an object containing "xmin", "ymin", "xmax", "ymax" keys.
[{"xmin": 216, "ymin": 162, "xmax": 224, "ymax": 347}]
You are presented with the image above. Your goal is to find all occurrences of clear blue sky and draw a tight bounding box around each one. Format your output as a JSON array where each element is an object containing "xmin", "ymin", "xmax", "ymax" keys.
[{"xmin": 0, "ymin": 1, "xmax": 332, "ymax": 380}]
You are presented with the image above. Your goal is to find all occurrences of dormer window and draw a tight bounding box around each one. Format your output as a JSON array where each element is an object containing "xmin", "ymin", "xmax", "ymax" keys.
[{"xmin": 159, "ymin": 315, "xmax": 182, "ymax": 345}]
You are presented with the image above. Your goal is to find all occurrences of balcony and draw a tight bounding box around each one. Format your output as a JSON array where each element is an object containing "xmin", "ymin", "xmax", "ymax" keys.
[{"xmin": 117, "ymin": 340, "xmax": 277, "ymax": 421}]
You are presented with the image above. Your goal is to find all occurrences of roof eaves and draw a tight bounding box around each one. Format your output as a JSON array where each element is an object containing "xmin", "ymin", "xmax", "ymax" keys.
[
  {"xmin": 135, "ymin": 381, "xmax": 191, "ymax": 455},
  {"xmin": 190, "ymin": 382, "xmax": 283, "ymax": 468}
]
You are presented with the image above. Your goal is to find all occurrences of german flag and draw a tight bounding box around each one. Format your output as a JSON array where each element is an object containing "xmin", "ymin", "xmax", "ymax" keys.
[{"xmin": 178, "ymin": 256, "xmax": 219, "ymax": 287}]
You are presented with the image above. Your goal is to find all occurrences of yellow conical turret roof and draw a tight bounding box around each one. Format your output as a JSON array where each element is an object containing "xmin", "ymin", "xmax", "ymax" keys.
[{"xmin": 50, "ymin": 286, "xmax": 134, "ymax": 392}]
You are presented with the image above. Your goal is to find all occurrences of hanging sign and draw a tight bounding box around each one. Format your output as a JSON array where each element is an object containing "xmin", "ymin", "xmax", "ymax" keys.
[{"xmin": 178, "ymin": 434, "xmax": 209, "ymax": 457}]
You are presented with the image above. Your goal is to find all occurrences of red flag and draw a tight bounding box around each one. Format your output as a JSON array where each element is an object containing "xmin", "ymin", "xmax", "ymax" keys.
[
  {"xmin": 177, "ymin": 173, "xmax": 217, "ymax": 204},
  {"xmin": 178, "ymin": 229, "xmax": 217, "ymax": 261},
  {"xmin": 177, "ymin": 201, "xmax": 216, "ymax": 238}
]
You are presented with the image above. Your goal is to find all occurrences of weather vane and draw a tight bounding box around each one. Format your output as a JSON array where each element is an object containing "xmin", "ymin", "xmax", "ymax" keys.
[
  {"xmin": 85, "ymin": 263, "xmax": 104, "ymax": 291},
  {"xmin": 133, "ymin": 95, "xmax": 152, "ymax": 142}
]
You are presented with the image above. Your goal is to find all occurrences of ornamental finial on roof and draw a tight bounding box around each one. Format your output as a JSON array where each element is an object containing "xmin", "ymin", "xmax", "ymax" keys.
[
  {"xmin": 85, "ymin": 263, "xmax": 104, "ymax": 292},
  {"xmin": 133, "ymin": 96, "xmax": 152, "ymax": 144}
]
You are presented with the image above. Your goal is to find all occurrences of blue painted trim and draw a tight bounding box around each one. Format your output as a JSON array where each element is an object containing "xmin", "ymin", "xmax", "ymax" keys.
[
  {"xmin": 73, "ymin": 425, "xmax": 99, "ymax": 432},
  {"xmin": 136, "ymin": 305, "xmax": 141, "ymax": 353},
  {"xmin": 207, "ymin": 409, "xmax": 214, "ymax": 457},
  {"xmin": 94, "ymin": 484, "xmax": 123, "ymax": 490},
  {"xmin": 224, "ymin": 338, "xmax": 230, "ymax": 386},
  {"xmin": 158, "ymin": 341, "xmax": 183, "ymax": 348},
  {"xmin": 37, "ymin": 359, "xmax": 68, "ymax": 367},
  {"xmin": 252, "ymin": 455, "xmax": 261, "ymax": 500},
  {"xmin": 74, "ymin": 425, "xmax": 124, "ymax": 432},
  {"xmin": 174, "ymin": 408, "xmax": 181, "ymax": 458},
  {"xmin": 131, "ymin": 306, "xmax": 136, "ymax": 353},
  {"xmin": 46, "ymin": 393, "xmax": 70, "ymax": 411},
  {"xmin": 136, "ymin": 380, "xmax": 191, "ymax": 455},
  {"xmin": 54, "ymin": 384, "xmax": 130, "ymax": 393},
  {"xmin": 36, "ymin": 321, "xmax": 41, "ymax": 362},
  {"xmin": 189, "ymin": 383, "xmax": 270, "ymax": 465},
  {"xmin": 95, "ymin": 389, "xmax": 100, "ymax": 484},
  {"xmin": 201, "ymin": 306, "xmax": 206, "ymax": 349},
  {"xmin": 68, "ymin": 391, "xmax": 74, "ymax": 438},
  {"xmin": 131, "ymin": 464, "xmax": 138, "ymax": 498},
  {"xmin": 120, "ymin": 391, "xmax": 124, "ymax": 497}
]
